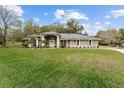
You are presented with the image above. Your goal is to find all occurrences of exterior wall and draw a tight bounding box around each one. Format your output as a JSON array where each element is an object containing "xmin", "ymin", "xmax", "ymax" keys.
[
  {"xmin": 80, "ymin": 40, "xmax": 89, "ymax": 46},
  {"xmin": 79, "ymin": 40, "xmax": 89, "ymax": 48},
  {"xmin": 91, "ymin": 40, "xmax": 98, "ymax": 46},
  {"xmin": 65, "ymin": 40, "xmax": 99, "ymax": 48},
  {"xmin": 80, "ymin": 40, "xmax": 98, "ymax": 48},
  {"xmin": 70, "ymin": 40, "xmax": 76, "ymax": 45},
  {"xmin": 68, "ymin": 40, "xmax": 77, "ymax": 48},
  {"xmin": 26, "ymin": 37, "xmax": 99, "ymax": 48}
]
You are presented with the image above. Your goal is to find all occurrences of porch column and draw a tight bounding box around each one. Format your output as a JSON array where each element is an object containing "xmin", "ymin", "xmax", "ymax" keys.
[
  {"xmin": 36, "ymin": 38, "xmax": 38, "ymax": 47},
  {"xmin": 42, "ymin": 35, "xmax": 45, "ymax": 47},
  {"xmin": 76, "ymin": 40, "xmax": 77, "ymax": 47},
  {"xmin": 66, "ymin": 40, "xmax": 68, "ymax": 47},
  {"xmin": 57, "ymin": 35, "xmax": 60, "ymax": 48},
  {"xmin": 79, "ymin": 40, "xmax": 80, "ymax": 46}
]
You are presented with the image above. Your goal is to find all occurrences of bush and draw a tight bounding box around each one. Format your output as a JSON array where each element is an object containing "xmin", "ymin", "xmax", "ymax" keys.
[
  {"xmin": 99, "ymin": 41, "xmax": 108, "ymax": 46},
  {"xmin": 6, "ymin": 41, "xmax": 22, "ymax": 48}
]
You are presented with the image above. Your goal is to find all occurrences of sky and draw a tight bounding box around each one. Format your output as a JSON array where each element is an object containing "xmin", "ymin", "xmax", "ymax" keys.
[{"xmin": 16, "ymin": 5, "xmax": 124, "ymax": 35}]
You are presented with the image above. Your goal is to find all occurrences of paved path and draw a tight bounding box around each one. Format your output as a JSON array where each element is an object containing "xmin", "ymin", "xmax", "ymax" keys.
[{"xmin": 100, "ymin": 47, "xmax": 124, "ymax": 54}]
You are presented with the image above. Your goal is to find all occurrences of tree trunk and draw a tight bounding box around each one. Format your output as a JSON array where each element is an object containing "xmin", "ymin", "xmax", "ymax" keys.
[
  {"xmin": 2, "ymin": 28, "xmax": 8, "ymax": 47},
  {"xmin": 2, "ymin": 36, "xmax": 6, "ymax": 47}
]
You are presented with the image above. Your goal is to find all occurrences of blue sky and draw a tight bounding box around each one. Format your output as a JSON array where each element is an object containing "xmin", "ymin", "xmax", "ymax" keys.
[{"xmin": 20, "ymin": 5, "xmax": 124, "ymax": 35}]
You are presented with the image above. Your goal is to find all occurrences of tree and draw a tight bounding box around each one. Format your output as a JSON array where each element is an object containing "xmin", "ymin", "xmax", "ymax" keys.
[
  {"xmin": 118, "ymin": 28, "xmax": 124, "ymax": 44},
  {"xmin": 0, "ymin": 27, "xmax": 2, "ymax": 44},
  {"xmin": 52, "ymin": 23, "xmax": 65, "ymax": 33},
  {"xmin": 23, "ymin": 19, "xmax": 84, "ymax": 35},
  {"xmin": 66, "ymin": 19, "xmax": 84, "ymax": 33},
  {"xmin": 12, "ymin": 29, "xmax": 24, "ymax": 42},
  {"xmin": 0, "ymin": 5, "xmax": 23, "ymax": 47},
  {"xmin": 40, "ymin": 23, "xmax": 65, "ymax": 33},
  {"xmin": 97, "ymin": 29, "xmax": 119, "ymax": 46},
  {"xmin": 23, "ymin": 19, "xmax": 41, "ymax": 36}
]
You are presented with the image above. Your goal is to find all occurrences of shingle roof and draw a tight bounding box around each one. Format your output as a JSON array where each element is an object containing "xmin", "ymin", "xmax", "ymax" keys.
[
  {"xmin": 60, "ymin": 33, "xmax": 101, "ymax": 40},
  {"xmin": 25, "ymin": 32, "xmax": 101, "ymax": 41}
]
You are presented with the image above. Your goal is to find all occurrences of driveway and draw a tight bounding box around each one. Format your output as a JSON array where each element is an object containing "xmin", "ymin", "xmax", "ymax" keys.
[{"xmin": 100, "ymin": 47, "xmax": 124, "ymax": 54}]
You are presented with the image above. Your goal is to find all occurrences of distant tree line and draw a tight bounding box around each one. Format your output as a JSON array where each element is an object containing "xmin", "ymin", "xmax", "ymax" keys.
[{"xmin": 97, "ymin": 28, "xmax": 124, "ymax": 46}]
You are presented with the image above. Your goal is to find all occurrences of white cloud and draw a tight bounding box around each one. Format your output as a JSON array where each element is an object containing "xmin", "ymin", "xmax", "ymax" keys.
[
  {"xmin": 54, "ymin": 9, "xmax": 89, "ymax": 21},
  {"xmin": 54, "ymin": 9, "xmax": 65, "ymax": 19},
  {"xmin": 67, "ymin": 11, "xmax": 89, "ymax": 20},
  {"xmin": 60, "ymin": 20, "xmax": 67, "ymax": 24},
  {"xmin": 44, "ymin": 12, "xmax": 48, "ymax": 16},
  {"xmin": 105, "ymin": 15, "xmax": 111, "ymax": 19},
  {"xmin": 18, "ymin": 18, "xmax": 24, "ymax": 22},
  {"xmin": 96, "ymin": 25, "xmax": 103, "ymax": 29},
  {"xmin": 82, "ymin": 24, "xmax": 90, "ymax": 30},
  {"xmin": 105, "ymin": 21, "xmax": 111, "ymax": 25},
  {"xmin": 95, "ymin": 22, "xmax": 101, "ymax": 25},
  {"xmin": 34, "ymin": 17, "xmax": 40, "ymax": 22},
  {"xmin": 95, "ymin": 22, "xmax": 103, "ymax": 29},
  {"xmin": 111, "ymin": 9, "xmax": 124, "ymax": 18},
  {"xmin": 1, "ymin": 5, "xmax": 23, "ymax": 16}
]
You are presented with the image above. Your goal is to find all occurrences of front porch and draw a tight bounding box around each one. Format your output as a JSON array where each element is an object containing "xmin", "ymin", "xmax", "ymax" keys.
[
  {"xmin": 44, "ymin": 35, "xmax": 57, "ymax": 48},
  {"xmin": 41, "ymin": 32, "xmax": 60, "ymax": 48}
]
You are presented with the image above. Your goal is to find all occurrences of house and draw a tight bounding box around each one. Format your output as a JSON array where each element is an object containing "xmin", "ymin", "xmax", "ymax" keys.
[{"xmin": 22, "ymin": 31, "xmax": 101, "ymax": 48}]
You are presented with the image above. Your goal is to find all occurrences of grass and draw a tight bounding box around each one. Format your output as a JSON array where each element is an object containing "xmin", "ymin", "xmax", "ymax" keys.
[{"xmin": 0, "ymin": 48, "xmax": 124, "ymax": 88}]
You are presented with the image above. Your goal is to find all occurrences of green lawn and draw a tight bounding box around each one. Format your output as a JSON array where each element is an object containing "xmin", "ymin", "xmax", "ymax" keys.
[{"xmin": 0, "ymin": 48, "xmax": 124, "ymax": 88}]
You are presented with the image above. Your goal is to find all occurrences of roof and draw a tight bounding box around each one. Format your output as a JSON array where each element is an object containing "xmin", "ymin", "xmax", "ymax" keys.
[
  {"xmin": 41, "ymin": 31, "xmax": 59, "ymax": 35},
  {"xmin": 60, "ymin": 33, "xmax": 101, "ymax": 40},
  {"xmin": 24, "ymin": 32, "xmax": 101, "ymax": 41}
]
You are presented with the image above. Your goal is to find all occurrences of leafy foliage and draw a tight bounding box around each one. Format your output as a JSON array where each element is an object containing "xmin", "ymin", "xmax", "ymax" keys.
[
  {"xmin": 40, "ymin": 23, "xmax": 65, "ymax": 33},
  {"xmin": 97, "ymin": 29, "xmax": 120, "ymax": 46},
  {"xmin": 23, "ymin": 19, "xmax": 41, "ymax": 36},
  {"xmin": 118, "ymin": 28, "xmax": 124, "ymax": 44},
  {"xmin": 66, "ymin": 19, "xmax": 84, "ymax": 33}
]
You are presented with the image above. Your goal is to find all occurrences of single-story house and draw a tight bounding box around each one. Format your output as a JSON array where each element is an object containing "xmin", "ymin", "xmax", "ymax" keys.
[{"xmin": 22, "ymin": 31, "xmax": 101, "ymax": 48}]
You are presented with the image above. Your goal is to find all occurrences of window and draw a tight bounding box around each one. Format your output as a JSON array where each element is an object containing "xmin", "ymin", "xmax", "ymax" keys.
[
  {"xmin": 89, "ymin": 40, "xmax": 91, "ymax": 45},
  {"xmin": 60, "ymin": 40, "xmax": 66, "ymax": 47},
  {"xmin": 77, "ymin": 40, "xmax": 79, "ymax": 45}
]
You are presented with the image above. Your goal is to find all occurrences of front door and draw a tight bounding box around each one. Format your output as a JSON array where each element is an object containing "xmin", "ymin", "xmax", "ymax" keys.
[{"xmin": 49, "ymin": 40, "xmax": 55, "ymax": 48}]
